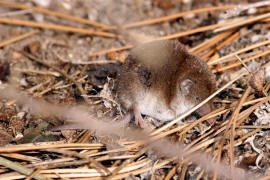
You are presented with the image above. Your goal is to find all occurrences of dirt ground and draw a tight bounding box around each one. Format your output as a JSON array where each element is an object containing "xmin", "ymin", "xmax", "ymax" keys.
[{"xmin": 0, "ymin": 0, "xmax": 270, "ymax": 179}]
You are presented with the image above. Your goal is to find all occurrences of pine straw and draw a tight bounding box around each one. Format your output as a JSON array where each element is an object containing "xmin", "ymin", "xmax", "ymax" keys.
[{"xmin": 0, "ymin": 1, "xmax": 270, "ymax": 180}]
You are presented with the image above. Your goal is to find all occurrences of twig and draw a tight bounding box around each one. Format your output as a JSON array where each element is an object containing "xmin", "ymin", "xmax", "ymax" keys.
[
  {"xmin": 215, "ymin": 12, "xmax": 270, "ymax": 32},
  {"xmin": 203, "ymin": 30, "xmax": 240, "ymax": 61},
  {"xmin": 89, "ymin": 21, "xmax": 233, "ymax": 57},
  {"xmin": 0, "ymin": 0, "xmax": 112, "ymax": 29},
  {"xmin": 224, "ymin": 128, "xmax": 262, "ymax": 150},
  {"xmin": 123, "ymin": 5, "xmax": 236, "ymax": 28},
  {"xmin": 0, "ymin": 18, "xmax": 116, "ymax": 38},
  {"xmin": 107, "ymin": 147, "xmax": 150, "ymax": 179},
  {"xmin": 213, "ymin": 91, "xmax": 267, "ymax": 180},
  {"xmin": 164, "ymin": 166, "xmax": 177, "ymax": 180},
  {"xmin": 154, "ymin": 21, "xmax": 233, "ymax": 41},
  {"xmin": 0, "ymin": 9, "xmax": 32, "ymax": 17},
  {"xmin": 239, "ymin": 125, "xmax": 270, "ymax": 129},
  {"xmin": 229, "ymin": 86, "xmax": 251, "ymax": 179},
  {"xmin": 111, "ymin": 159, "xmax": 172, "ymax": 179},
  {"xmin": 192, "ymin": 30, "xmax": 233, "ymax": 54},
  {"xmin": 208, "ymin": 40, "xmax": 270, "ymax": 65},
  {"xmin": 52, "ymin": 49, "xmax": 118, "ymax": 64},
  {"xmin": 14, "ymin": 68, "xmax": 60, "ymax": 77},
  {"xmin": 0, "ymin": 143, "xmax": 103, "ymax": 153},
  {"xmin": 235, "ymin": 55, "xmax": 252, "ymax": 73},
  {"xmin": 26, "ymin": 169, "xmax": 43, "ymax": 180},
  {"xmin": 222, "ymin": 1, "xmax": 270, "ymax": 19},
  {"xmin": 213, "ymin": 48, "xmax": 270, "ymax": 72},
  {"xmin": 89, "ymin": 45, "xmax": 133, "ymax": 58},
  {"xmin": 205, "ymin": 96, "xmax": 270, "ymax": 155},
  {"xmin": 0, "ymin": 30, "xmax": 39, "ymax": 48},
  {"xmin": 47, "ymin": 149, "xmax": 111, "ymax": 176}
]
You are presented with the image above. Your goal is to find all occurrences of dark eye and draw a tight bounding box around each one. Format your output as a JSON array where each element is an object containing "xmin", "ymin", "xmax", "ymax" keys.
[{"xmin": 195, "ymin": 97, "xmax": 200, "ymax": 101}]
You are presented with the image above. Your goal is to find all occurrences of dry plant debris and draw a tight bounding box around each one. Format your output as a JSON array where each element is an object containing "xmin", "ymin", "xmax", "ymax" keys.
[{"xmin": 0, "ymin": 0, "xmax": 270, "ymax": 179}]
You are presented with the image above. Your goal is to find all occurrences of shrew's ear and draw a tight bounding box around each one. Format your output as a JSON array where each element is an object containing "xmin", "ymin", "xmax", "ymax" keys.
[{"xmin": 180, "ymin": 79, "xmax": 194, "ymax": 95}]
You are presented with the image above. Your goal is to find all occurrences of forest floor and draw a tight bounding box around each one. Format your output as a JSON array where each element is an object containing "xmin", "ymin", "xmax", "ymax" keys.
[{"xmin": 0, "ymin": 0, "xmax": 270, "ymax": 179}]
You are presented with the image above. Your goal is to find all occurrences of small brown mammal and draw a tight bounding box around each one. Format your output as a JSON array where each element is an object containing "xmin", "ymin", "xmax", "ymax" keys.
[{"xmin": 116, "ymin": 40, "xmax": 216, "ymax": 127}]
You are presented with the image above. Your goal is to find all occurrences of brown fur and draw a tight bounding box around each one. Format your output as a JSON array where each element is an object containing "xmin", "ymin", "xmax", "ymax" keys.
[{"xmin": 116, "ymin": 40, "xmax": 216, "ymax": 122}]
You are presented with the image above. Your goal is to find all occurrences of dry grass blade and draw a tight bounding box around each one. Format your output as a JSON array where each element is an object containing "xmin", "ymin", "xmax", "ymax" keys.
[
  {"xmin": 0, "ymin": 0, "xmax": 112, "ymax": 29},
  {"xmin": 0, "ymin": 18, "xmax": 116, "ymax": 38},
  {"xmin": 0, "ymin": 156, "xmax": 50, "ymax": 180},
  {"xmin": 0, "ymin": 153, "xmax": 41, "ymax": 162},
  {"xmin": 0, "ymin": 143, "xmax": 103, "ymax": 153},
  {"xmin": 0, "ymin": 30, "xmax": 39, "ymax": 48}
]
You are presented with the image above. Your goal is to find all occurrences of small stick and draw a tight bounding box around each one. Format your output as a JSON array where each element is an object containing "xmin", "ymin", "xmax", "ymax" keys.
[
  {"xmin": 0, "ymin": 30, "xmax": 39, "ymax": 48},
  {"xmin": 0, "ymin": 0, "xmax": 112, "ymax": 29},
  {"xmin": 0, "ymin": 18, "xmax": 116, "ymax": 38}
]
